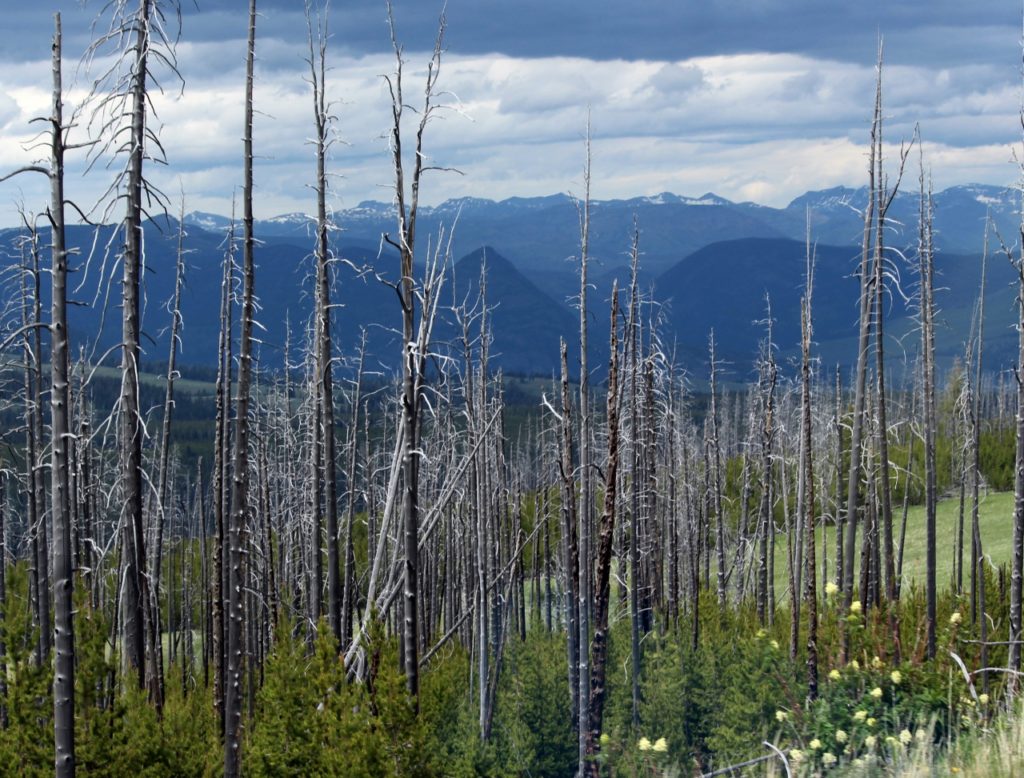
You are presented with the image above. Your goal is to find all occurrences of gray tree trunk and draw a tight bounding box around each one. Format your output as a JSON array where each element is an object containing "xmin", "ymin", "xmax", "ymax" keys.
[
  {"xmin": 307, "ymin": 12, "xmax": 341, "ymax": 642},
  {"xmin": 225, "ymin": 3, "xmax": 256, "ymax": 773},
  {"xmin": 47, "ymin": 16, "xmax": 75, "ymax": 775},
  {"xmin": 585, "ymin": 284, "xmax": 621, "ymax": 775}
]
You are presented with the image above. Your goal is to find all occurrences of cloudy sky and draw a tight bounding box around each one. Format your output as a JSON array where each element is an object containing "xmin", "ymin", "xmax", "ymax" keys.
[{"xmin": 0, "ymin": 0, "xmax": 1021, "ymax": 226}]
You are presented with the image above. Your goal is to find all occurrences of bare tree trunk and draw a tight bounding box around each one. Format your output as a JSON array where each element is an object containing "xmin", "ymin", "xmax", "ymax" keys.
[
  {"xmin": 307, "ymin": 7, "xmax": 342, "ymax": 643},
  {"xmin": 801, "ymin": 225, "xmax": 819, "ymax": 702},
  {"xmin": 575, "ymin": 123, "xmax": 593, "ymax": 775},
  {"xmin": 919, "ymin": 156, "xmax": 938, "ymax": 661},
  {"xmin": 558, "ymin": 339, "xmax": 581, "ymax": 730},
  {"xmin": 211, "ymin": 237, "xmax": 233, "ymax": 728},
  {"xmin": 842, "ymin": 62, "xmax": 880, "ymax": 626},
  {"xmin": 971, "ymin": 226, "xmax": 989, "ymax": 688},
  {"xmin": 47, "ymin": 16, "xmax": 75, "ymax": 775},
  {"xmin": 627, "ymin": 244, "xmax": 642, "ymax": 727},
  {"xmin": 585, "ymin": 284, "xmax": 620, "ymax": 775},
  {"xmin": 225, "ymin": 3, "xmax": 256, "ymax": 773},
  {"xmin": 149, "ymin": 199, "xmax": 186, "ymax": 714},
  {"xmin": 21, "ymin": 231, "xmax": 49, "ymax": 664},
  {"xmin": 120, "ymin": 0, "xmax": 154, "ymax": 689},
  {"xmin": 709, "ymin": 334, "xmax": 725, "ymax": 607},
  {"xmin": 342, "ymin": 336, "xmax": 367, "ymax": 647},
  {"xmin": 834, "ymin": 366, "xmax": 844, "ymax": 589},
  {"xmin": 756, "ymin": 315, "xmax": 777, "ymax": 624},
  {"xmin": 1010, "ymin": 205, "xmax": 1024, "ymax": 673},
  {"xmin": 381, "ymin": 4, "xmax": 447, "ymax": 708}
]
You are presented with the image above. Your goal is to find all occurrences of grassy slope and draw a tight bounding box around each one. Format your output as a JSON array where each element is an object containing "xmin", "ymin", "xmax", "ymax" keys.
[{"xmin": 774, "ymin": 490, "xmax": 1016, "ymax": 597}]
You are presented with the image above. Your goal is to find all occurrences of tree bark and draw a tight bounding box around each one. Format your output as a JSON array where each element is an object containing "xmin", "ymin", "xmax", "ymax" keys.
[
  {"xmin": 585, "ymin": 284, "xmax": 621, "ymax": 775},
  {"xmin": 225, "ymin": 3, "xmax": 256, "ymax": 773},
  {"xmin": 48, "ymin": 16, "xmax": 75, "ymax": 774}
]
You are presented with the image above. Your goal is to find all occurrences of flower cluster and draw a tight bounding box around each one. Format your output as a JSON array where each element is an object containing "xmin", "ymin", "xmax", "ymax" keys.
[{"xmin": 638, "ymin": 736, "xmax": 668, "ymax": 753}]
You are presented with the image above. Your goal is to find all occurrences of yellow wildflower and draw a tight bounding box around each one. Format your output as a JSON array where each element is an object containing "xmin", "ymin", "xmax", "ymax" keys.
[
  {"xmin": 870, "ymin": 687, "xmax": 883, "ymax": 699},
  {"xmin": 864, "ymin": 735, "xmax": 877, "ymax": 748},
  {"xmin": 849, "ymin": 659, "xmax": 860, "ymax": 671},
  {"xmin": 979, "ymin": 693, "xmax": 990, "ymax": 705},
  {"xmin": 822, "ymin": 752, "xmax": 837, "ymax": 767},
  {"xmin": 790, "ymin": 749, "xmax": 804, "ymax": 763},
  {"xmin": 776, "ymin": 710, "xmax": 788, "ymax": 722},
  {"xmin": 850, "ymin": 600, "xmax": 863, "ymax": 614},
  {"xmin": 890, "ymin": 670, "xmax": 902, "ymax": 685},
  {"xmin": 809, "ymin": 738, "xmax": 822, "ymax": 750},
  {"xmin": 599, "ymin": 732, "xmax": 610, "ymax": 746},
  {"xmin": 829, "ymin": 669, "xmax": 842, "ymax": 681},
  {"xmin": 853, "ymin": 710, "xmax": 867, "ymax": 722},
  {"xmin": 867, "ymin": 717, "xmax": 877, "ymax": 727},
  {"xmin": 899, "ymin": 729, "xmax": 913, "ymax": 745},
  {"xmin": 825, "ymin": 581, "xmax": 839, "ymax": 596},
  {"xmin": 770, "ymin": 639, "xmax": 780, "ymax": 650},
  {"xmin": 835, "ymin": 730, "xmax": 848, "ymax": 744},
  {"xmin": 950, "ymin": 611, "xmax": 963, "ymax": 626},
  {"xmin": 653, "ymin": 737, "xmax": 668, "ymax": 753},
  {"xmin": 872, "ymin": 655, "xmax": 883, "ymax": 669},
  {"xmin": 638, "ymin": 737, "xmax": 651, "ymax": 751}
]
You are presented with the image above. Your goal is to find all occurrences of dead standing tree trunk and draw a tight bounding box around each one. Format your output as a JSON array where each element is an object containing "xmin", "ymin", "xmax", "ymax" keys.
[
  {"xmin": 48, "ymin": 20, "xmax": 75, "ymax": 775},
  {"xmin": 585, "ymin": 284, "xmax": 621, "ymax": 775},
  {"xmin": 120, "ymin": 0, "xmax": 155, "ymax": 690},
  {"xmin": 381, "ymin": 2, "xmax": 449, "ymax": 709},
  {"xmin": 842, "ymin": 62, "xmax": 881, "ymax": 638},
  {"xmin": 150, "ymin": 198, "xmax": 187, "ymax": 714},
  {"xmin": 709, "ymin": 333, "xmax": 725, "ymax": 608},
  {"xmin": 0, "ymin": 13, "xmax": 77, "ymax": 771},
  {"xmin": 918, "ymin": 149, "xmax": 939, "ymax": 661},
  {"xmin": 970, "ymin": 224, "xmax": 989, "ymax": 688},
  {"xmin": 557, "ymin": 339, "xmax": 581, "ymax": 729},
  {"xmin": 575, "ymin": 122, "xmax": 593, "ymax": 774},
  {"xmin": 225, "ymin": 2, "xmax": 257, "ymax": 773},
  {"xmin": 801, "ymin": 223, "xmax": 819, "ymax": 701},
  {"xmin": 306, "ymin": 3, "xmax": 342, "ymax": 644},
  {"xmin": 1009, "ymin": 193, "xmax": 1024, "ymax": 676}
]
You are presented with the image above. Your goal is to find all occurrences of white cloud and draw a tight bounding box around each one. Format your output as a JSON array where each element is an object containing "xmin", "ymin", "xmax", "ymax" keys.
[{"xmin": 0, "ymin": 34, "xmax": 1020, "ymax": 225}]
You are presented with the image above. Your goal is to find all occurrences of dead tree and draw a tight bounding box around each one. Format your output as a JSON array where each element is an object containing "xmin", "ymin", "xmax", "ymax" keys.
[
  {"xmin": 970, "ymin": 222, "xmax": 989, "ymax": 687},
  {"xmin": 381, "ymin": 2, "xmax": 449, "ymax": 708},
  {"xmin": 225, "ymin": 2, "xmax": 257, "ymax": 773},
  {"xmin": 918, "ymin": 150, "xmax": 938, "ymax": 660},
  {"xmin": 48, "ymin": 19, "xmax": 75, "ymax": 774},
  {"xmin": 1010, "ymin": 199, "xmax": 1024, "ymax": 674},
  {"xmin": 306, "ymin": 2, "xmax": 342, "ymax": 643},
  {"xmin": 585, "ymin": 283, "xmax": 621, "ymax": 775},
  {"xmin": 842, "ymin": 59, "xmax": 881, "ymax": 624},
  {"xmin": 709, "ymin": 333, "xmax": 725, "ymax": 607},
  {"xmin": 575, "ymin": 121, "xmax": 594, "ymax": 772},
  {"xmin": 557, "ymin": 339, "xmax": 581, "ymax": 727},
  {"xmin": 211, "ymin": 230, "xmax": 234, "ymax": 728},
  {"xmin": 85, "ymin": 0, "xmax": 183, "ymax": 693},
  {"xmin": 801, "ymin": 224, "xmax": 819, "ymax": 701},
  {"xmin": 150, "ymin": 198, "xmax": 187, "ymax": 713}
]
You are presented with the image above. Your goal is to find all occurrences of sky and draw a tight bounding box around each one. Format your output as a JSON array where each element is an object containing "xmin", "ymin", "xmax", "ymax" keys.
[{"xmin": 0, "ymin": 0, "xmax": 1022, "ymax": 226}]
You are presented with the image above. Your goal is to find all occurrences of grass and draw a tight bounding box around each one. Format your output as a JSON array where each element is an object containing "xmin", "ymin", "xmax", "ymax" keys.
[{"xmin": 774, "ymin": 489, "xmax": 1016, "ymax": 598}]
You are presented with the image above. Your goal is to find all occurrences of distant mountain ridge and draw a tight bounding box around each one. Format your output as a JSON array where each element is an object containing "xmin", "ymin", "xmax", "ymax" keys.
[
  {"xmin": 0, "ymin": 183, "xmax": 1015, "ymax": 379},
  {"xmin": 185, "ymin": 182, "xmax": 1017, "ymax": 273}
]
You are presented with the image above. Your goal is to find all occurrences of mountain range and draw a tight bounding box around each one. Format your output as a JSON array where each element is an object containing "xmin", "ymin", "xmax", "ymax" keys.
[{"xmin": 0, "ymin": 183, "xmax": 1017, "ymax": 381}]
